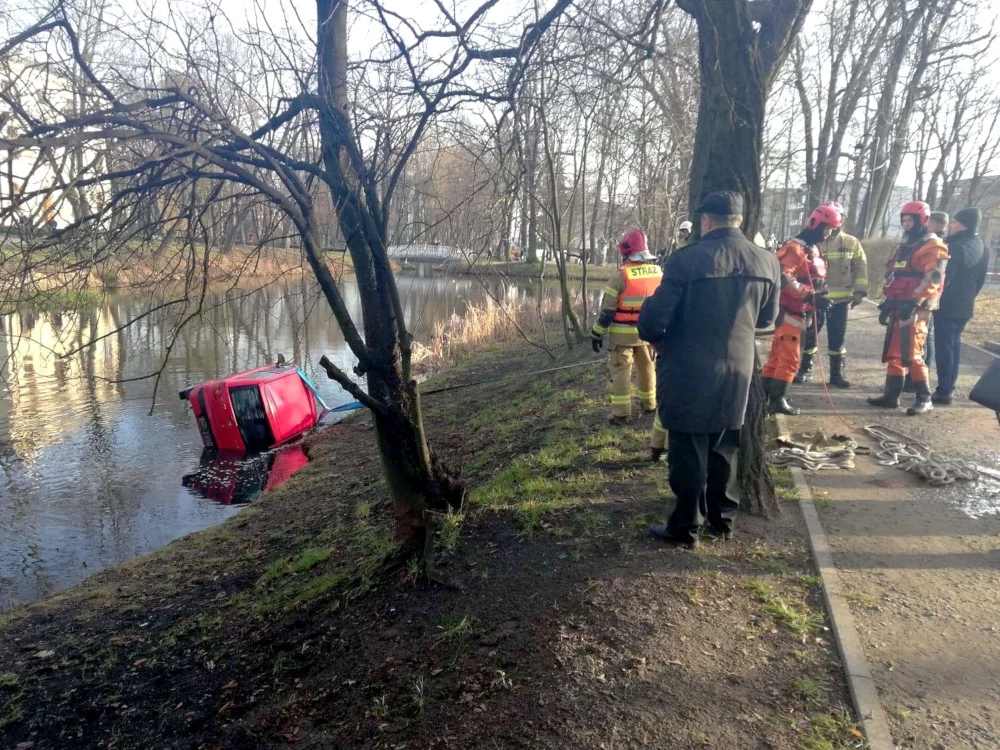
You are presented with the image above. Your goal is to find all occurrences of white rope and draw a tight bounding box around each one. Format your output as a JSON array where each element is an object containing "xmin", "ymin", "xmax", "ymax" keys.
[
  {"xmin": 861, "ymin": 424, "xmax": 980, "ymax": 486},
  {"xmin": 768, "ymin": 432, "xmax": 860, "ymax": 471},
  {"xmin": 768, "ymin": 446, "xmax": 856, "ymax": 471}
]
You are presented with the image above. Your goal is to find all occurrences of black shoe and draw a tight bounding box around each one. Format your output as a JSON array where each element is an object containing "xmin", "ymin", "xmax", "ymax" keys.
[
  {"xmin": 907, "ymin": 381, "xmax": 934, "ymax": 416},
  {"xmin": 648, "ymin": 525, "xmax": 699, "ymax": 550},
  {"xmin": 868, "ymin": 375, "xmax": 905, "ymax": 409},
  {"xmin": 768, "ymin": 380, "xmax": 800, "ymax": 416},
  {"xmin": 828, "ymin": 354, "xmax": 852, "ymax": 389},
  {"xmin": 650, "ymin": 448, "xmax": 665, "ymax": 463},
  {"xmin": 931, "ymin": 391, "xmax": 953, "ymax": 406},
  {"xmin": 609, "ymin": 415, "xmax": 629, "ymax": 425},
  {"xmin": 793, "ymin": 352, "xmax": 814, "ymax": 384}
]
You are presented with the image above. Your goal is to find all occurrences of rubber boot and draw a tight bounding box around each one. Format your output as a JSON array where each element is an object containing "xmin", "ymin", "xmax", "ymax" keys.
[
  {"xmin": 793, "ymin": 351, "xmax": 814, "ymax": 384},
  {"xmin": 907, "ymin": 380, "xmax": 934, "ymax": 416},
  {"xmin": 902, "ymin": 374, "xmax": 915, "ymax": 393},
  {"xmin": 650, "ymin": 447, "xmax": 665, "ymax": 463},
  {"xmin": 768, "ymin": 379, "xmax": 800, "ymax": 416},
  {"xmin": 867, "ymin": 375, "xmax": 905, "ymax": 409},
  {"xmin": 828, "ymin": 354, "xmax": 852, "ymax": 389}
]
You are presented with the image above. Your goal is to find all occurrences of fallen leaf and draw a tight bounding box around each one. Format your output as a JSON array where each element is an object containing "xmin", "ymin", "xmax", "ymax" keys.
[
  {"xmin": 218, "ymin": 700, "xmax": 235, "ymax": 716},
  {"xmin": 222, "ymin": 680, "xmax": 238, "ymax": 690},
  {"xmin": 34, "ymin": 650, "xmax": 55, "ymax": 659}
]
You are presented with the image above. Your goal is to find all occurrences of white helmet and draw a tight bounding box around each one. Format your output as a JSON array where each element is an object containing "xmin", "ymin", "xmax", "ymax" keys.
[{"xmin": 679, "ymin": 221, "xmax": 693, "ymax": 232}]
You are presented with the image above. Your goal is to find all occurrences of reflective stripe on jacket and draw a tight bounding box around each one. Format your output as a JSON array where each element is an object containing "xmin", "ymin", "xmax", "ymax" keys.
[
  {"xmin": 592, "ymin": 261, "xmax": 662, "ymax": 339},
  {"xmin": 614, "ymin": 263, "xmax": 663, "ymax": 324},
  {"xmin": 820, "ymin": 231, "xmax": 868, "ymax": 300}
]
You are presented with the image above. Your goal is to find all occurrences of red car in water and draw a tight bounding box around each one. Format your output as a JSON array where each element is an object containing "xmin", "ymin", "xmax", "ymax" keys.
[{"xmin": 180, "ymin": 361, "xmax": 326, "ymax": 452}]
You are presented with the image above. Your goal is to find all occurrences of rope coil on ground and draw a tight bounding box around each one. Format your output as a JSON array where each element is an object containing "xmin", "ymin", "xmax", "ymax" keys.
[
  {"xmin": 768, "ymin": 446, "xmax": 857, "ymax": 471},
  {"xmin": 861, "ymin": 424, "xmax": 980, "ymax": 486},
  {"xmin": 768, "ymin": 432, "xmax": 863, "ymax": 472}
]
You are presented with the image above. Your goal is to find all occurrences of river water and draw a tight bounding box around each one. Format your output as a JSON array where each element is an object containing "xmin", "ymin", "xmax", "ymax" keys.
[{"xmin": 0, "ymin": 272, "xmax": 553, "ymax": 611}]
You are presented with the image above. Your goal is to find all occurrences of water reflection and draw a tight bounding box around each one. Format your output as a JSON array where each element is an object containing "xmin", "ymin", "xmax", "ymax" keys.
[
  {"xmin": 182, "ymin": 445, "xmax": 310, "ymax": 506},
  {"xmin": 0, "ymin": 272, "xmax": 559, "ymax": 610}
]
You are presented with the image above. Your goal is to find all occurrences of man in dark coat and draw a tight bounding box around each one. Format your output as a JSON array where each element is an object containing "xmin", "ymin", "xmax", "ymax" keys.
[
  {"xmin": 637, "ymin": 191, "xmax": 781, "ymax": 549},
  {"xmin": 932, "ymin": 207, "xmax": 989, "ymax": 405}
]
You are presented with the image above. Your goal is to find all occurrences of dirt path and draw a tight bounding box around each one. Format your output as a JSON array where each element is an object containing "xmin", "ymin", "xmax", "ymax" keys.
[{"xmin": 781, "ymin": 304, "xmax": 1000, "ymax": 750}]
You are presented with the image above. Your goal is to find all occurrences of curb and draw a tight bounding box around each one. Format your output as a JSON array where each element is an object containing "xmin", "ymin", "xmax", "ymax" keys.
[{"xmin": 774, "ymin": 412, "xmax": 895, "ymax": 750}]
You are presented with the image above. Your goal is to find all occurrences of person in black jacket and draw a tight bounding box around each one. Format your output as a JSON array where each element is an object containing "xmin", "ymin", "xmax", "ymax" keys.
[
  {"xmin": 637, "ymin": 191, "xmax": 780, "ymax": 549},
  {"xmin": 932, "ymin": 207, "xmax": 989, "ymax": 405}
]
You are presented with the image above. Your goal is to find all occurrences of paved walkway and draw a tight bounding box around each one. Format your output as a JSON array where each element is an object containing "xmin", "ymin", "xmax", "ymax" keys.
[{"xmin": 779, "ymin": 304, "xmax": 1000, "ymax": 750}]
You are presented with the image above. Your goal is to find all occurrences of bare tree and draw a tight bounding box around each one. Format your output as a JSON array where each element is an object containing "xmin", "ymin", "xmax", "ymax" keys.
[
  {"xmin": 856, "ymin": 0, "xmax": 988, "ymax": 237},
  {"xmin": 789, "ymin": 0, "xmax": 896, "ymax": 211},
  {"xmin": 0, "ymin": 0, "xmax": 572, "ymax": 548}
]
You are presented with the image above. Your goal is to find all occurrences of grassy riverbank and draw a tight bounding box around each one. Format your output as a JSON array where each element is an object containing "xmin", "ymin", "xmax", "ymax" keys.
[
  {"xmin": 0, "ymin": 338, "xmax": 863, "ymax": 749},
  {"xmin": 1, "ymin": 244, "xmax": 352, "ymax": 304}
]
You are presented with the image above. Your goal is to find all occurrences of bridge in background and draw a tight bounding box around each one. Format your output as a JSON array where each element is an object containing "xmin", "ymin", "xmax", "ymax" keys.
[{"xmin": 387, "ymin": 244, "xmax": 466, "ymax": 263}]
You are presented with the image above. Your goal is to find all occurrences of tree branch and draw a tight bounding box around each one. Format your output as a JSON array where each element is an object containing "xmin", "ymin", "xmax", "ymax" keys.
[{"xmin": 318, "ymin": 354, "xmax": 388, "ymax": 415}]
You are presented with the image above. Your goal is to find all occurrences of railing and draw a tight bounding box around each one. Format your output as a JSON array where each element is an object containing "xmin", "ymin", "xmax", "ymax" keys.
[{"xmin": 386, "ymin": 244, "xmax": 464, "ymax": 262}]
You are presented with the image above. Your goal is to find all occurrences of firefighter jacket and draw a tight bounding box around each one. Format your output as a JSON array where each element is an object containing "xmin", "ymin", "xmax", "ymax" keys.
[
  {"xmin": 819, "ymin": 231, "xmax": 868, "ymax": 301},
  {"xmin": 592, "ymin": 260, "xmax": 663, "ymax": 346},
  {"xmin": 637, "ymin": 227, "xmax": 780, "ymax": 433},
  {"xmin": 882, "ymin": 234, "xmax": 950, "ymax": 309},
  {"xmin": 776, "ymin": 239, "xmax": 825, "ymax": 316}
]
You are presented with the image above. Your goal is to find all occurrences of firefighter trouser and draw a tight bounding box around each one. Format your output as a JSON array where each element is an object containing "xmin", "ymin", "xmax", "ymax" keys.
[
  {"xmin": 609, "ymin": 343, "xmax": 655, "ymax": 417},
  {"xmin": 882, "ymin": 310, "xmax": 930, "ymax": 382},
  {"xmin": 825, "ymin": 301, "xmax": 849, "ymax": 355},
  {"xmin": 650, "ymin": 413, "xmax": 667, "ymax": 451},
  {"xmin": 762, "ymin": 315, "xmax": 808, "ymax": 383},
  {"xmin": 802, "ymin": 303, "xmax": 827, "ymax": 357}
]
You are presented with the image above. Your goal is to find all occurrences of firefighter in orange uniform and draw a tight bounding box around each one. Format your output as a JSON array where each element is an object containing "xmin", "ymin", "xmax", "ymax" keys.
[
  {"xmin": 761, "ymin": 205, "xmax": 840, "ymax": 415},
  {"xmin": 592, "ymin": 228, "xmax": 663, "ymax": 425},
  {"xmin": 867, "ymin": 201, "xmax": 949, "ymax": 415}
]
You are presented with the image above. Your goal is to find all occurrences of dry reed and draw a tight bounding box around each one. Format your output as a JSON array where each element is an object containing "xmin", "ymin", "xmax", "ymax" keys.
[{"xmin": 414, "ymin": 294, "xmax": 567, "ymax": 371}]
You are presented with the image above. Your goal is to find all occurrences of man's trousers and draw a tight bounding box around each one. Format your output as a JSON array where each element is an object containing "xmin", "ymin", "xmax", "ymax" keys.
[
  {"xmin": 666, "ymin": 430, "xmax": 740, "ymax": 544},
  {"xmin": 933, "ymin": 314, "xmax": 969, "ymax": 396}
]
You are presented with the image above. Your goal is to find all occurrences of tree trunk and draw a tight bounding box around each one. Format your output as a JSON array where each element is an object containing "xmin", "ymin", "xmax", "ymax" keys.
[
  {"xmin": 315, "ymin": 0, "xmax": 462, "ymax": 543},
  {"xmin": 741, "ymin": 352, "xmax": 778, "ymax": 516},
  {"xmin": 680, "ymin": 0, "xmax": 811, "ymax": 514}
]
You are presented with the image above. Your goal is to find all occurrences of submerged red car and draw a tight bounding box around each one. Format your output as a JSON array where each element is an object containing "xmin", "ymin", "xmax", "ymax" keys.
[{"xmin": 180, "ymin": 360, "xmax": 327, "ymax": 452}]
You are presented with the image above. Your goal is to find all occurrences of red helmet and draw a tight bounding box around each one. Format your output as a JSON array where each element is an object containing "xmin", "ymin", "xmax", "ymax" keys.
[
  {"xmin": 900, "ymin": 200, "xmax": 930, "ymax": 227},
  {"xmin": 618, "ymin": 227, "xmax": 647, "ymax": 258},
  {"xmin": 807, "ymin": 204, "xmax": 843, "ymax": 232}
]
